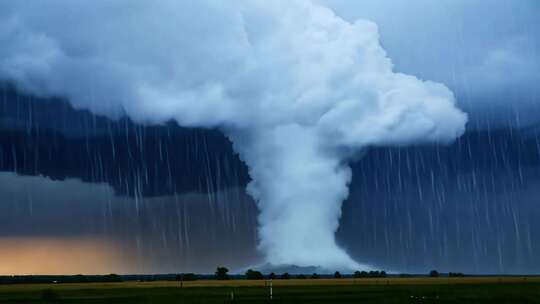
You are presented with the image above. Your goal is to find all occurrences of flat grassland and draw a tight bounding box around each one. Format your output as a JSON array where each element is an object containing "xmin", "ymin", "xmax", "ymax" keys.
[{"xmin": 1, "ymin": 277, "xmax": 540, "ymax": 303}]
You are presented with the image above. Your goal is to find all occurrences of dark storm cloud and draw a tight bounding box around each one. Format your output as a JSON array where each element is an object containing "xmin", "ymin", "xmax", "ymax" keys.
[
  {"xmin": 321, "ymin": 0, "xmax": 540, "ymax": 128},
  {"xmin": 0, "ymin": 86, "xmax": 249, "ymax": 197}
]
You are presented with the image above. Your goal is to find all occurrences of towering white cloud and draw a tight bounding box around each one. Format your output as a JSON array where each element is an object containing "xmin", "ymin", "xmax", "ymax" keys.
[
  {"xmin": 0, "ymin": 0, "xmax": 466, "ymax": 270},
  {"xmin": 319, "ymin": 0, "xmax": 540, "ymax": 128}
]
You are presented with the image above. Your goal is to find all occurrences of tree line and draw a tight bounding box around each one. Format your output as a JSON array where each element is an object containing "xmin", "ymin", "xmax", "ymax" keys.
[
  {"xmin": 0, "ymin": 268, "xmax": 465, "ymax": 284},
  {"xmin": 212, "ymin": 267, "xmax": 389, "ymax": 281}
]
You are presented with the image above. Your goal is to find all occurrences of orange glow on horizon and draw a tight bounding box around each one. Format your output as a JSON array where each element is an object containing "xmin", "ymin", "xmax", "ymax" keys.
[{"xmin": 0, "ymin": 237, "xmax": 132, "ymax": 275}]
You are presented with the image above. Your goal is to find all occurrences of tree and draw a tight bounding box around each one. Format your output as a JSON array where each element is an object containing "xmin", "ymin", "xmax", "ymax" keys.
[
  {"xmin": 103, "ymin": 274, "xmax": 122, "ymax": 282},
  {"xmin": 280, "ymin": 272, "xmax": 291, "ymax": 280},
  {"xmin": 177, "ymin": 273, "xmax": 198, "ymax": 281},
  {"xmin": 296, "ymin": 274, "xmax": 307, "ymax": 279},
  {"xmin": 334, "ymin": 271, "xmax": 342, "ymax": 279},
  {"xmin": 311, "ymin": 273, "xmax": 320, "ymax": 279},
  {"xmin": 429, "ymin": 270, "xmax": 439, "ymax": 278},
  {"xmin": 268, "ymin": 272, "xmax": 276, "ymax": 280},
  {"xmin": 369, "ymin": 271, "xmax": 381, "ymax": 278},
  {"xmin": 245, "ymin": 269, "xmax": 264, "ymax": 280},
  {"xmin": 215, "ymin": 267, "xmax": 230, "ymax": 280},
  {"xmin": 353, "ymin": 270, "xmax": 387, "ymax": 278}
]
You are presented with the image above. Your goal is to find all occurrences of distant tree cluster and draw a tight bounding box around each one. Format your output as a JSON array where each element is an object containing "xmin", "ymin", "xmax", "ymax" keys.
[
  {"xmin": 353, "ymin": 271, "xmax": 387, "ymax": 278},
  {"xmin": 245, "ymin": 269, "xmax": 264, "ymax": 280},
  {"xmin": 176, "ymin": 273, "xmax": 198, "ymax": 281},
  {"xmin": 0, "ymin": 266, "xmax": 472, "ymax": 287},
  {"xmin": 209, "ymin": 266, "xmax": 394, "ymax": 281},
  {"xmin": 215, "ymin": 267, "xmax": 230, "ymax": 280}
]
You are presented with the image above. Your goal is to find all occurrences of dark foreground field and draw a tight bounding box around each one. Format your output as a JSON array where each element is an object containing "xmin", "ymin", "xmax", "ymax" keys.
[{"xmin": 1, "ymin": 278, "xmax": 540, "ymax": 304}]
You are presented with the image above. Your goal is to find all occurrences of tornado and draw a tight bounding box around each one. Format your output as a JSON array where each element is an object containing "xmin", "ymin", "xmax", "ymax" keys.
[{"xmin": 0, "ymin": 0, "xmax": 467, "ymax": 270}]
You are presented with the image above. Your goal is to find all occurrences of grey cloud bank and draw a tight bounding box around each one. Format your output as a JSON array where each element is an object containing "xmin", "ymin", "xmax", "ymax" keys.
[{"xmin": 0, "ymin": 0, "xmax": 466, "ymax": 270}]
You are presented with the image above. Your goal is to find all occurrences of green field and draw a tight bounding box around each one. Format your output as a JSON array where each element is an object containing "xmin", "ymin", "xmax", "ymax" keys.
[{"xmin": 1, "ymin": 278, "xmax": 540, "ymax": 304}]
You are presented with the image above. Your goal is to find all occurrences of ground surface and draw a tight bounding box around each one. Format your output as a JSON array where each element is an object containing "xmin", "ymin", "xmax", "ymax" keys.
[{"xmin": 1, "ymin": 277, "xmax": 540, "ymax": 303}]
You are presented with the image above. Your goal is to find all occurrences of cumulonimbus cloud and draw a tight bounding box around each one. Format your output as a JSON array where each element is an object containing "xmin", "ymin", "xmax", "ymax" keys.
[
  {"xmin": 320, "ymin": 0, "xmax": 540, "ymax": 129},
  {"xmin": 0, "ymin": 0, "xmax": 467, "ymax": 270}
]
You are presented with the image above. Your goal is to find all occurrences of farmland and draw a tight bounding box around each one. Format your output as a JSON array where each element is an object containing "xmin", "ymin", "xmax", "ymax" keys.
[{"xmin": 1, "ymin": 277, "xmax": 540, "ymax": 303}]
